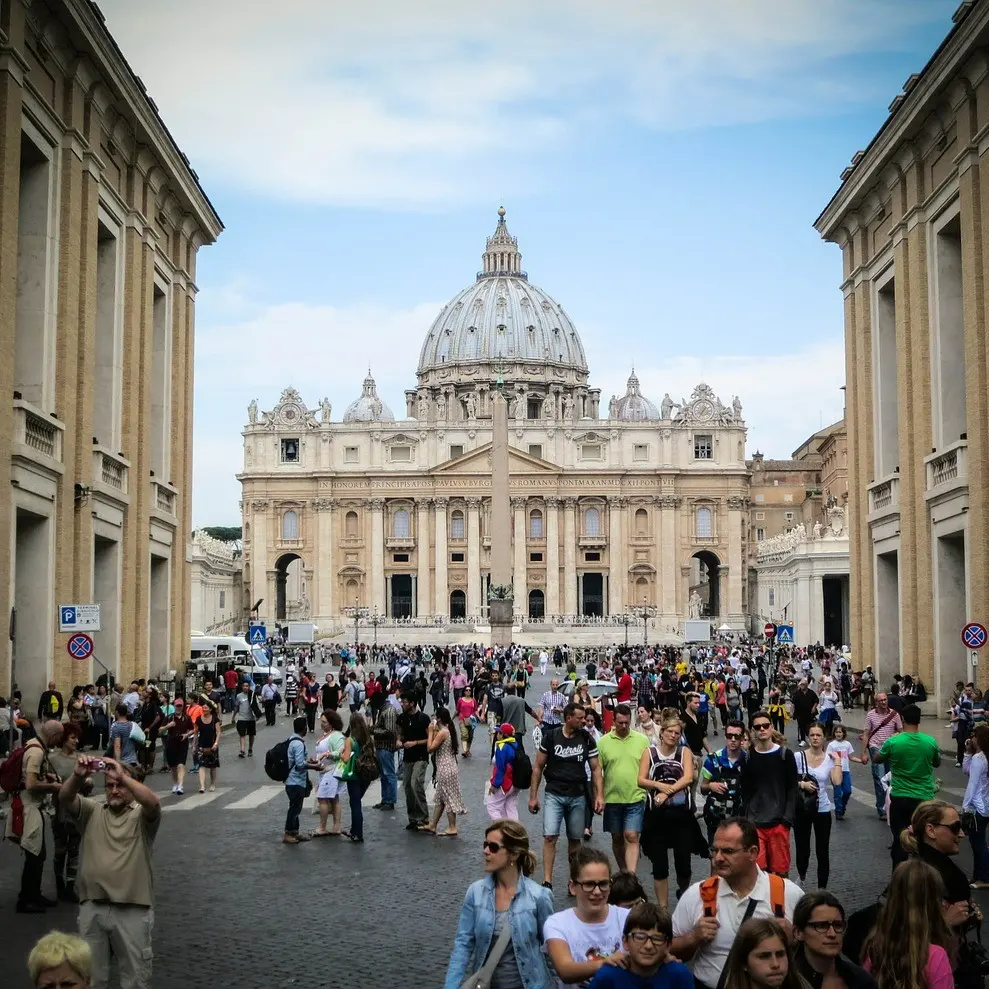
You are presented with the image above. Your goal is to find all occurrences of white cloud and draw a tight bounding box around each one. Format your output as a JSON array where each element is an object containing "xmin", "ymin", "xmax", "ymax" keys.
[
  {"xmin": 191, "ymin": 292, "xmax": 845, "ymax": 524},
  {"xmin": 96, "ymin": 0, "xmax": 950, "ymax": 207}
]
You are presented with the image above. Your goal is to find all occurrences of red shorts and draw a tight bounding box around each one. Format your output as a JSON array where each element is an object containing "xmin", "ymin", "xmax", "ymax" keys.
[{"xmin": 756, "ymin": 824, "xmax": 791, "ymax": 874}]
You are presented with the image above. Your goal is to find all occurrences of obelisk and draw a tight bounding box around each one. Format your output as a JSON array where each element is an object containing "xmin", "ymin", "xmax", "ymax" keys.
[{"xmin": 488, "ymin": 387, "xmax": 514, "ymax": 647}]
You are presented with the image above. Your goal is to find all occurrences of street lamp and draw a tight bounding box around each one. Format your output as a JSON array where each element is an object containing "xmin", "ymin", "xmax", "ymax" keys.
[
  {"xmin": 632, "ymin": 598, "xmax": 657, "ymax": 648},
  {"xmin": 344, "ymin": 598, "xmax": 370, "ymax": 649},
  {"xmin": 620, "ymin": 611, "xmax": 632, "ymax": 648},
  {"xmin": 367, "ymin": 605, "xmax": 386, "ymax": 649}
]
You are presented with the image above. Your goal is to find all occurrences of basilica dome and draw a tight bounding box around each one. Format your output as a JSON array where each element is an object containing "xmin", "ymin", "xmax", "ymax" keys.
[
  {"xmin": 343, "ymin": 370, "xmax": 395, "ymax": 423},
  {"xmin": 611, "ymin": 371, "xmax": 661, "ymax": 421},
  {"xmin": 416, "ymin": 209, "xmax": 588, "ymax": 381}
]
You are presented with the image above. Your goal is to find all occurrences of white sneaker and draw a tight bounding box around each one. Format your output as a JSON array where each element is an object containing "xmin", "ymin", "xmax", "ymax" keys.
[
  {"xmin": 171, "ymin": 785, "xmax": 178, "ymax": 794},
  {"xmin": 176, "ymin": 786, "xmax": 184, "ymax": 795}
]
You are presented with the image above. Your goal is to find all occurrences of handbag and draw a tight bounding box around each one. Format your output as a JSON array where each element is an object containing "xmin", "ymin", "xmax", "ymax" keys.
[
  {"xmin": 459, "ymin": 917, "xmax": 513, "ymax": 989},
  {"xmin": 962, "ymin": 810, "xmax": 979, "ymax": 835},
  {"xmin": 795, "ymin": 752, "xmax": 819, "ymax": 817}
]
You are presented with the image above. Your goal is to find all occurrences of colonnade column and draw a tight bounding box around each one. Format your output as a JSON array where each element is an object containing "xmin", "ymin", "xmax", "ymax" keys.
[
  {"xmin": 727, "ymin": 496, "xmax": 746, "ymax": 619},
  {"xmin": 434, "ymin": 498, "xmax": 448, "ymax": 616},
  {"xmin": 545, "ymin": 498, "xmax": 560, "ymax": 615},
  {"xmin": 416, "ymin": 498, "xmax": 431, "ymax": 617},
  {"xmin": 314, "ymin": 500, "xmax": 334, "ymax": 620},
  {"xmin": 512, "ymin": 497, "xmax": 527, "ymax": 616},
  {"xmin": 659, "ymin": 496, "xmax": 679, "ymax": 618},
  {"xmin": 370, "ymin": 498, "xmax": 385, "ymax": 613},
  {"xmin": 563, "ymin": 498, "xmax": 577, "ymax": 614},
  {"xmin": 250, "ymin": 500, "xmax": 269, "ymax": 614},
  {"xmin": 608, "ymin": 496, "xmax": 625, "ymax": 616},
  {"xmin": 810, "ymin": 574, "xmax": 825, "ymax": 645},
  {"xmin": 467, "ymin": 497, "xmax": 481, "ymax": 616}
]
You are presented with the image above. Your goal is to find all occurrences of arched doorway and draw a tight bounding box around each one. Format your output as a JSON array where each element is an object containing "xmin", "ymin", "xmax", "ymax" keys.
[
  {"xmin": 275, "ymin": 552, "xmax": 303, "ymax": 619},
  {"xmin": 528, "ymin": 589, "xmax": 545, "ymax": 619},
  {"xmin": 450, "ymin": 589, "xmax": 467, "ymax": 619},
  {"xmin": 690, "ymin": 550, "xmax": 721, "ymax": 618}
]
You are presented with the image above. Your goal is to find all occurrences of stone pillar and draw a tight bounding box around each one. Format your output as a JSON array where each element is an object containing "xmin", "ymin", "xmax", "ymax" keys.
[
  {"xmin": 315, "ymin": 499, "xmax": 334, "ymax": 621},
  {"xmin": 545, "ymin": 497, "xmax": 560, "ymax": 616},
  {"xmin": 370, "ymin": 499, "xmax": 385, "ymax": 613},
  {"xmin": 727, "ymin": 496, "xmax": 745, "ymax": 619},
  {"xmin": 434, "ymin": 498, "xmax": 448, "ymax": 616},
  {"xmin": 467, "ymin": 497, "xmax": 482, "ymax": 616},
  {"xmin": 250, "ymin": 500, "xmax": 269, "ymax": 617},
  {"xmin": 563, "ymin": 498, "xmax": 578, "ymax": 614},
  {"xmin": 810, "ymin": 573, "xmax": 825, "ymax": 645},
  {"xmin": 608, "ymin": 497, "xmax": 626, "ymax": 616},
  {"xmin": 659, "ymin": 496, "xmax": 679, "ymax": 618},
  {"xmin": 489, "ymin": 391, "xmax": 514, "ymax": 644},
  {"xmin": 512, "ymin": 497, "xmax": 527, "ymax": 616},
  {"xmin": 416, "ymin": 498, "xmax": 431, "ymax": 617}
]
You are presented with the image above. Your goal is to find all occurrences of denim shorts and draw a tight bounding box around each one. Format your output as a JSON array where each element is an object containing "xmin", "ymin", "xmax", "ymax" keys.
[
  {"xmin": 603, "ymin": 800, "xmax": 646, "ymax": 835},
  {"xmin": 543, "ymin": 792, "xmax": 586, "ymax": 840}
]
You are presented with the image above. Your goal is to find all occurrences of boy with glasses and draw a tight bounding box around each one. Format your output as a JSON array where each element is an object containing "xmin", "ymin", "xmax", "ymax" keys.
[
  {"xmin": 700, "ymin": 720, "xmax": 747, "ymax": 846},
  {"xmin": 544, "ymin": 847, "xmax": 629, "ymax": 988},
  {"xmin": 740, "ymin": 710, "xmax": 797, "ymax": 877},
  {"xmin": 587, "ymin": 901, "xmax": 692, "ymax": 988}
]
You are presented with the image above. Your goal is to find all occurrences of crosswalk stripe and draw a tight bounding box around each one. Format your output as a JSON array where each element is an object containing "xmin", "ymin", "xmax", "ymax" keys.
[
  {"xmin": 161, "ymin": 788, "xmax": 231, "ymax": 812},
  {"xmin": 226, "ymin": 786, "xmax": 282, "ymax": 810}
]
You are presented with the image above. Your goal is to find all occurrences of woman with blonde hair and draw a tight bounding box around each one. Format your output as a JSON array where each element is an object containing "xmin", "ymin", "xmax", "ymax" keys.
[
  {"xmin": 27, "ymin": 931, "xmax": 91, "ymax": 989},
  {"xmin": 863, "ymin": 858, "xmax": 955, "ymax": 989},
  {"xmin": 575, "ymin": 680, "xmax": 598, "ymax": 714},
  {"xmin": 444, "ymin": 819, "xmax": 555, "ymax": 989},
  {"xmin": 721, "ymin": 917, "xmax": 804, "ymax": 989}
]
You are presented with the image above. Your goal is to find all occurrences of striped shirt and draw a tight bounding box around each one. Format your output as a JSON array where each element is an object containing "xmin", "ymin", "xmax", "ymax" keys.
[
  {"xmin": 538, "ymin": 690, "xmax": 567, "ymax": 726},
  {"xmin": 865, "ymin": 707, "xmax": 902, "ymax": 748}
]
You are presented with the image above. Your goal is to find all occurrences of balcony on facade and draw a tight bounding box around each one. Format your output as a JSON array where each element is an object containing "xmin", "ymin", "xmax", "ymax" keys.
[
  {"xmin": 92, "ymin": 446, "xmax": 130, "ymax": 505},
  {"xmin": 150, "ymin": 479, "xmax": 178, "ymax": 521},
  {"xmin": 386, "ymin": 536, "xmax": 416, "ymax": 550},
  {"xmin": 278, "ymin": 538, "xmax": 304, "ymax": 551},
  {"xmin": 867, "ymin": 474, "xmax": 900, "ymax": 524},
  {"xmin": 925, "ymin": 440, "xmax": 968, "ymax": 503},
  {"xmin": 578, "ymin": 535, "xmax": 607, "ymax": 549},
  {"xmin": 12, "ymin": 399, "xmax": 64, "ymax": 475}
]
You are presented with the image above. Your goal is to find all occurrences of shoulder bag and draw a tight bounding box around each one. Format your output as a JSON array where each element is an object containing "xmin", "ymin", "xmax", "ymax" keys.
[
  {"xmin": 459, "ymin": 916, "xmax": 513, "ymax": 989},
  {"xmin": 795, "ymin": 751, "xmax": 819, "ymax": 817}
]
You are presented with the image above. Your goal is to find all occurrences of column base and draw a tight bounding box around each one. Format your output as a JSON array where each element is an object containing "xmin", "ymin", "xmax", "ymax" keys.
[{"xmin": 489, "ymin": 598, "xmax": 515, "ymax": 648}]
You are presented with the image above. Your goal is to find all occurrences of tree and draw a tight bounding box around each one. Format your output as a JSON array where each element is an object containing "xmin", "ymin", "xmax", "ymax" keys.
[{"xmin": 199, "ymin": 525, "xmax": 242, "ymax": 542}]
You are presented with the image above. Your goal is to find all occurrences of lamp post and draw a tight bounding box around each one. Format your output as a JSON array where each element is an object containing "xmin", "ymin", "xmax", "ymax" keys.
[
  {"xmin": 344, "ymin": 599, "xmax": 369, "ymax": 649},
  {"xmin": 621, "ymin": 611, "xmax": 631, "ymax": 648},
  {"xmin": 367, "ymin": 606, "xmax": 386, "ymax": 649},
  {"xmin": 633, "ymin": 598, "xmax": 657, "ymax": 648}
]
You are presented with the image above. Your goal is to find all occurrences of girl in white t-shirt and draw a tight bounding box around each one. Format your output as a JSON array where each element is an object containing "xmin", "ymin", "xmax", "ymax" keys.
[{"xmin": 826, "ymin": 724, "xmax": 855, "ymax": 820}]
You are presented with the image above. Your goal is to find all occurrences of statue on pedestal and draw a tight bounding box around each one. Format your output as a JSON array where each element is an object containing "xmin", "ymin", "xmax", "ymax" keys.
[
  {"xmin": 247, "ymin": 399, "xmax": 258, "ymax": 424},
  {"xmin": 688, "ymin": 590, "xmax": 703, "ymax": 619},
  {"xmin": 320, "ymin": 397, "xmax": 332, "ymax": 422}
]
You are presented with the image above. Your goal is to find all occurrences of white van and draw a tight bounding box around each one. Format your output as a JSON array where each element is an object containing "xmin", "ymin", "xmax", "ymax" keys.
[{"xmin": 189, "ymin": 635, "xmax": 282, "ymax": 685}]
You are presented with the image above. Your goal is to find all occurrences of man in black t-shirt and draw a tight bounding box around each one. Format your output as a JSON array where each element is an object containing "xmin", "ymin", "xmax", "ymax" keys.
[
  {"xmin": 478, "ymin": 672, "xmax": 506, "ymax": 735},
  {"xmin": 528, "ymin": 702, "xmax": 603, "ymax": 889},
  {"xmin": 397, "ymin": 694, "xmax": 431, "ymax": 829},
  {"xmin": 320, "ymin": 674, "xmax": 340, "ymax": 712}
]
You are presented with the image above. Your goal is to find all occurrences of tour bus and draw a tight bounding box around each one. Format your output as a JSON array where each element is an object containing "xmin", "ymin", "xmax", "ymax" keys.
[{"xmin": 189, "ymin": 634, "xmax": 282, "ymax": 685}]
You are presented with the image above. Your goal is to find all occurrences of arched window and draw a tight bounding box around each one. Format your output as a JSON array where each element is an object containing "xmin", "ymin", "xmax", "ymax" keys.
[
  {"xmin": 635, "ymin": 508, "xmax": 648, "ymax": 536},
  {"xmin": 282, "ymin": 510, "xmax": 298, "ymax": 541},
  {"xmin": 393, "ymin": 508, "xmax": 410, "ymax": 538},
  {"xmin": 696, "ymin": 506, "xmax": 713, "ymax": 539},
  {"xmin": 345, "ymin": 511, "xmax": 359, "ymax": 538},
  {"xmin": 530, "ymin": 509, "xmax": 543, "ymax": 539},
  {"xmin": 450, "ymin": 589, "xmax": 467, "ymax": 619},
  {"xmin": 451, "ymin": 509, "xmax": 465, "ymax": 540},
  {"xmin": 584, "ymin": 506, "xmax": 601, "ymax": 537}
]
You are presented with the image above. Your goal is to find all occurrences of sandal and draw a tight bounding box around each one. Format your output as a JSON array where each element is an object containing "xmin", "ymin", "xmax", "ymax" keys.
[
  {"xmin": 436, "ymin": 830, "xmax": 459, "ymax": 837},
  {"xmin": 311, "ymin": 830, "xmax": 331, "ymax": 838},
  {"xmin": 419, "ymin": 825, "xmax": 437, "ymax": 834}
]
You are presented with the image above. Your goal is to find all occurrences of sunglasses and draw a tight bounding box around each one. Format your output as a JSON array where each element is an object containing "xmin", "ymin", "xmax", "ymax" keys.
[
  {"xmin": 628, "ymin": 932, "xmax": 668, "ymax": 946},
  {"xmin": 804, "ymin": 920, "xmax": 846, "ymax": 934},
  {"xmin": 483, "ymin": 840, "xmax": 504, "ymax": 853},
  {"xmin": 752, "ymin": 723, "xmax": 771, "ymax": 730},
  {"xmin": 573, "ymin": 879, "xmax": 612, "ymax": 893},
  {"xmin": 725, "ymin": 732, "xmax": 743, "ymax": 739},
  {"xmin": 935, "ymin": 821, "xmax": 964, "ymax": 836}
]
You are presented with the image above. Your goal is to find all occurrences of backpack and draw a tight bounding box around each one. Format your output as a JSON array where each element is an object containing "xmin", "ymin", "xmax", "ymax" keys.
[
  {"xmin": 264, "ymin": 738, "xmax": 292, "ymax": 782},
  {"xmin": 0, "ymin": 741, "xmax": 36, "ymax": 793},
  {"xmin": 355, "ymin": 740, "xmax": 380, "ymax": 784},
  {"xmin": 646, "ymin": 744, "xmax": 688, "ymax": 808},
  {"xmin": 699, "ymin": 873, "xmax": 785, "ymax": 921},
  {"xmin": 512, "ymin": 746, "xmax": 533, "ymax": 790}
]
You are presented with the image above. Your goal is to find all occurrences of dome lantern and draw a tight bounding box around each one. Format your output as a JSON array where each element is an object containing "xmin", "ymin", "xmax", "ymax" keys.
[
  {"xmin": 343, "ymin": 369, "xmax": 395, "ymax": 423},
  {"xmin": 478, "ymin": 206, "xmax": 527, "ymax": 281}
]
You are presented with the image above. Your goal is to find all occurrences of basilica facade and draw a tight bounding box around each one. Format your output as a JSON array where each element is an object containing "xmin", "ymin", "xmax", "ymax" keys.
[{"xmin": 238, "ymin": 211, "xmax": 750, "ymax": 633}]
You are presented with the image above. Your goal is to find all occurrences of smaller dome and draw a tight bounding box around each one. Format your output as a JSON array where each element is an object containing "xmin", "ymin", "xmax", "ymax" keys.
[
  {"xmin": 343, "ymin": 370, "xmax": 395, "ymax": 423},
  {"xmin": 611, "ymin": 370, "xmax": 660, "ymax": 421}
]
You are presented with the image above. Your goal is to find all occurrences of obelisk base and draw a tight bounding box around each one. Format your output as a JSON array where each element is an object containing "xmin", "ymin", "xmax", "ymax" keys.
[{"xmin": 489, "ymin": 598, "xmax": 515, "ymax": 648}]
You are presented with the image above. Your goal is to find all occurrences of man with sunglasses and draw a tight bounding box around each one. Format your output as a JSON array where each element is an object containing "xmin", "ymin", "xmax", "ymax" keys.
[
  {"xmin": 740, "ymin": 710, "xmax": 797, "ymax": 877},
  {"xmin": 700, "ymin": 720, "xmax": 747, "ymax": 846}
]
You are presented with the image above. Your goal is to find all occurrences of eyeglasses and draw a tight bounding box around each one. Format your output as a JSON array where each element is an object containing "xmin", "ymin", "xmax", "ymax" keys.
[
  {"xmin": 482, "ymin": 840, "xmax": 504, "ymax": 853},
  {"xmin": 804, "ymin": 920, "xmax": 846, "ymax": 934},
  {"xmin": 935, "ymin": 821, "xmax": 964, "ymax": 836},
  {"xmin": 627, "ymin": 932, "xmax": 668, "ymax": 946},
  {"xmin": 725, "ymin": 732, "xmax": 743, "ymax": 740},
  {"xmin": 752, "ymin": 723, "xmax": 771, "ymax": 731},
  {"xmin": 573, "ymin": 879, "xmax": 612, "ymax": 893}
]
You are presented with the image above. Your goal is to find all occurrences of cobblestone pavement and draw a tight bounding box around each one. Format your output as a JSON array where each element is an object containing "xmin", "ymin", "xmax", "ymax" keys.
[{"xmin": 0, "ymin": 668, "xmax": 984, "ymax": 988}]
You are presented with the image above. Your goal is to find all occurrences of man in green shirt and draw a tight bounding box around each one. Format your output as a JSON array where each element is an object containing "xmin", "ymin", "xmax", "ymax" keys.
[
  {"xmin": 596, "ymin": 702, "xmax": 650, "ymax": 872},
  {"xmin": 875, "ymin": 703, "xmax": 940, "ymax": 868}
]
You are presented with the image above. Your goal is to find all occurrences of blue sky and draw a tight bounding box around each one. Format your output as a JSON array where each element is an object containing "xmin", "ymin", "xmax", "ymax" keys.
[{"xmin": 97, "ymin": 0, "xmax": 959, "ymax": 525}]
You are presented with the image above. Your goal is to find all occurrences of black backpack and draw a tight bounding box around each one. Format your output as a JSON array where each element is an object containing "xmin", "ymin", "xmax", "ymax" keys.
[
  {"xmin": 512, "ymin": 745, "xmax": 533, "ymax": 790},
  {"xmin": 264, "ymin": 738, "xmax": 291, "ymax": 782}
]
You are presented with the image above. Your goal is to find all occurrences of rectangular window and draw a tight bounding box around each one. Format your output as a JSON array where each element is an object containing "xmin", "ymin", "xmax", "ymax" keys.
[
  {"xmin": 219, "ymin": 590, "xmax": 226, "ymax": 609},
  {"xmin": 585, "ymin": 551, "xmax": 601, "ymax": 562},
  {"xmin": 451, "ymin": 515, "xmax": 465, "ymax": 540},
  {"xmin": 528, "ymin": 444, "xmax": 543, "ymax": 459},
  {"xmin": 449, "ymin": 444, "xmax": 464, "ymax": 459},
  {"xmin": 390, "ymin": 445, "xmax": 412, "ymax": 462},
  {"xmin": 756, "ymin": 528, "xmax": 765, "ymax": 541},
  {"xmin": 784, "ymin": 493, "xmax": 793, "ymax": 503},
  {"xmin": 529, "ymin": 552, "xmax": 543, "ymax": 562},
  {"xmin": 450, "ymin": 552, "xmax": 465, "ymax": 563},
  {"xmin": 755, "ymin": 494, "xmax": 764, "ymax": 503},
  {"xmin": 581, "ymin": 443, "xmax": 602, "ymax": 460},
  {"xmin": 344, "ymin": 446, "xmax": 359, "ymax": 463},
  {"xmin": 281, "ymin": 438, "xmax": 300, "ymax": 463},
  {"xmin": 633, "ymin": 444, "xmax": 648, "ymax": 461},
  {"xmin": 527, "ymin": 399, "xmax": 541, "ymax": 420},
  {"xmin": 784, "ymin": 512, "xmax": 795, "ymax": 522},
  {"xmin": 393, "ymin": 553, "xmax": 409, "ymax": 563},
  {"xmin": 755, "ymin": 512, "xmax": 765, "ymax": 520},
  {"xmin": 693, "ymin": 434, "xmax": 713, "ymax": 459}
]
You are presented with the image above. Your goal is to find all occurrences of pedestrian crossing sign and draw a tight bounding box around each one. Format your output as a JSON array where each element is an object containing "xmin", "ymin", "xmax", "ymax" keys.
[
  {"xmin": 775, "ymin": 623, "xmax": 794, "ymax": 644},
  {"xmin": 248, "ymin": 624, "xmax": 266, "ymax": 645}
]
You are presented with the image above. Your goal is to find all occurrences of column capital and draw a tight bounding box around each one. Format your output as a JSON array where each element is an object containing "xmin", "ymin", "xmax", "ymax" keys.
[
  {"xmin": 544, "ymin": 496, "xmax": 560, "ymax": 508},
  {"xmin": 434, "ymin": 497, "xmax": 450, "ymax": 509},
  {"xmin": 609, "ymin": 496, "xmax": 630, "ymax": 508},
  {"xmin": 466, "ymin": 497, "xmax": 482, "ymax": 508},
  {"xmin": 311, "ymin": 498, "xmax": 334, "ymax": 512},
  {"xmin": 510, "ymin": 497, "xmax": 527, "ymax": 510},
  {"xmin": 251, "ymin": 499, "xmax": 269, "ymax": 511},
  {"xmin": 369, "ymin": 498, "xmax": 386, "ymax": 511},
  {"xmin": 658, "ymin": 495, "xmax": 681, "ymax": 509},
  {"xmin": 414, "ymin": 497, "xmax": 433, "ymax": 508},
  {"xmin": 561, "ymin": 497, "xmax": 578, "ymax": 509},
  {"xmin": 726, "ymin": 495, "xmax": 748, "ymax": 511}
]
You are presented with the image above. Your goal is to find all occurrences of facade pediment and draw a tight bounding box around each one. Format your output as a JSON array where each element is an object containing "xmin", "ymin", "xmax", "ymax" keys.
[{"xmin": 432, "ymin": 442, "xmax": 561, "ymax": 476}]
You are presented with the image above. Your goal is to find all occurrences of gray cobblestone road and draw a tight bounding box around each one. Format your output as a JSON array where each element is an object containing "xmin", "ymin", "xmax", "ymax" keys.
[{"xmin": 0, "ymin": 668, "xmax": 985, "ymax": 988}]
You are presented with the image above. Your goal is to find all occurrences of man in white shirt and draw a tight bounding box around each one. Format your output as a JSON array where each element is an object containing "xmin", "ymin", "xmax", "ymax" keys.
[
  {"xmin": 671, "ymin": 818, "xmax": 802, "ymax": 989},
  {"xmin": 539, "ymin": 650, "xmax": 549, "ymax": 676}
]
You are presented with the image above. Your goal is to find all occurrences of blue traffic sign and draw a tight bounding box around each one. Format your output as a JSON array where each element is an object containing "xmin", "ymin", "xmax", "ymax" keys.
[
  {"xmin": 248, "ymin": 624, "xmax": 267, "ymax": 645},
  {"xmin": 962, "ymin": 622, "xmax": 987, "ymax": 649},
  {"xmin": 61, "ymin": 606, "xmax": 76, "ymax": 626},
  {"xmin": 775, "ymin": 623, "xmax": 795, "ymax": 645},
  {"xmin": 66, "ymin": 633, "xmax": 94, "ymax": 660}
]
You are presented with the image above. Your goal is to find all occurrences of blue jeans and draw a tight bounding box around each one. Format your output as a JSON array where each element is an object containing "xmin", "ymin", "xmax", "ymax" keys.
[
  {"xmin": 377, "ymin": 748, "xmax": 398, "ymax": 805},
  {"xmin": 868, "ymin": 747, "xmax": 888, "ymax": 816},
  {"xmin": 543, "ymin": 792, "xmax": 586, "ymax": 840},
  {"xmin": 970, "ymin": 813, "xmax": 989, "ymax": 883},
  {"xmin": 284, "ymin": 784, "xmax": 306, "ymax": 835},
  {"xmin": 833, "ymin": 770, "xmax": 852, "ymax": 817},
  {"xmin": 347, "ymin": 778, "xmax": 369, "ymax": 839}
]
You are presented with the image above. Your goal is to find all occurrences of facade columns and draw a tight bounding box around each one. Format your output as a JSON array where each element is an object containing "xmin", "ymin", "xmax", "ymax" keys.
[
  {"xmin": 314, "ymin": 500, "xmax": 334, "ymax": 620},
  {"xmin": 250, "ymin": 501, "xmax": 269, "ymax": 616},
  {"xmin": 370, "ymin": 499, "xmax": 385, "ymax": 613},
  {"xmin": 416, "ymin": 498, "xmax": 431, "ymax": 618},
  {"xmin": 563, "ymin": 498, "xmax": 578, "ymax": 614},
  {"xmin": 608, "ymin": 497, "xmax": 626, "ymax": 615},
  {"xmin": 512, "ymin": 497, "xmax": 527, "ymax": 616},
  {"xmin": 659, "ymin": 496, "xmax": 679, "ymax": 617},
  {"xmin": 434, "ymin": 498, "xmax": 448, "ymax": 615},
  {"xmin": 810, "ymin": 574, "xmax": 825, "ymax": 645},
  {"xmin": 545, "ymin": 498, "xmax": 560, "ymax": 615},
  {"xmin": 467, "ymin": 498, "xmax": 481, "ymax": 615},
  {"xmin": 727, "ymin": 496, "xmax": 745, "ymax": 617}
]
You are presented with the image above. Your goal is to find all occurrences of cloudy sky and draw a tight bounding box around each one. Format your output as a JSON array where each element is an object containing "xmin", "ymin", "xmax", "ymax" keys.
[{"xmin": 97, "ymin": 0, "xmax": 957, "ymax": 526}]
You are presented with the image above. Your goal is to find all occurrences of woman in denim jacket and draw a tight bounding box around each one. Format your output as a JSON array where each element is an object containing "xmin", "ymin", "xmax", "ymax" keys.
[{"xmin": 445, "ymin": 819, "xmax": 555, "ymax": 989}]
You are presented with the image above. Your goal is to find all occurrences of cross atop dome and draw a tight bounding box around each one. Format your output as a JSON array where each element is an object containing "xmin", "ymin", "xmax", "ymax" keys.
[{"xmin": 478, "ymin": 206, "xmax": 527, "ymax": 281}]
